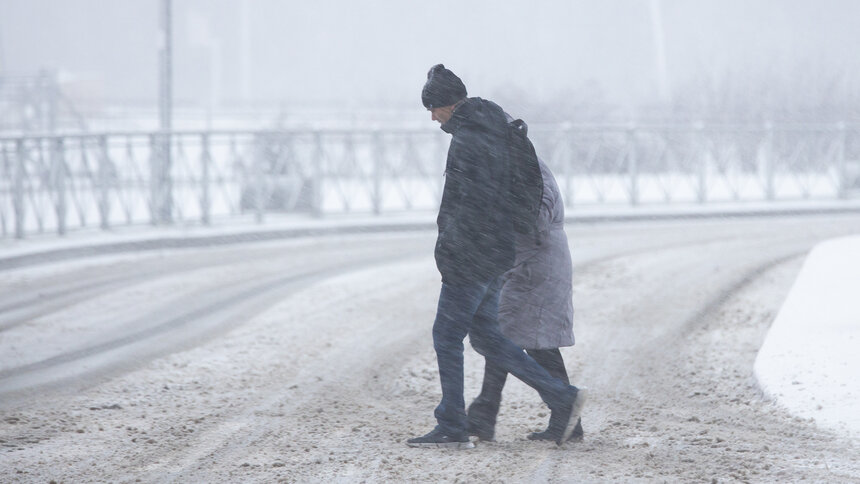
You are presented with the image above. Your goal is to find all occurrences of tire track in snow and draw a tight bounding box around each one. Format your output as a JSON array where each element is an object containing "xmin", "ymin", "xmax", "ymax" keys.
[
  {"xmin": 0, "ymin": 246, "xmax": 424, "ymax": 404},
  {"xmin": 0, "ymin": 239, "xmax": 412, "ymax": 332}
]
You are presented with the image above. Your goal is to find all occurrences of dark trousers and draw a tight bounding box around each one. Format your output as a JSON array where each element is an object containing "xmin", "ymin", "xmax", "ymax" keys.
[
  {"xmin": 476, "ymin": 348, "xmax": 569, "ymax": 410},
  {"xmin": 431, "ymin": 278, "xmax": 572, "ymax": 436}
]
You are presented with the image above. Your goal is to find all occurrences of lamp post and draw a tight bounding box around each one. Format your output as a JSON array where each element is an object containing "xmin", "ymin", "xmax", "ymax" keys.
[
  {"xmin": 156, "ymin": 0, "xmax": 173, "ymax": 224},
  {"xmin": 649, "ymin": 0, "xmax": 671, "ymax": 105}
]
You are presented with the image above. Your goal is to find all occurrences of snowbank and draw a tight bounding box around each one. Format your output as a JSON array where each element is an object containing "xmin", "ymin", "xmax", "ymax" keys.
[{"xmin": 755, "ymin": 235, "xmax": 860, "ymax": 439}]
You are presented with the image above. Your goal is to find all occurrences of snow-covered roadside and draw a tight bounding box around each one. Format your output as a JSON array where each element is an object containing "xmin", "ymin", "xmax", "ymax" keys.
[
  {"xmin": 4, "ymin": 201, "xmax": 860, "ymax": 271},
  {"xmin": 755, "ymin": 235, "xmax": 860, "ymax": 439},
  {"xmin": 0, "ymin": 212, "xmax": 438, "ymax": 270}
]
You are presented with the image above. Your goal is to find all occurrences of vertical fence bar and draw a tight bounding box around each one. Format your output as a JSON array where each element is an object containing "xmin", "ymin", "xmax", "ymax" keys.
[
  {"xmin": 311, "ymin": 132, "xmax": 324, "ymax": 217},
  {"xmin": 149, "ymin": 134, "xmax": 159, "ymax": 225},
  {"xmin": 148, "ymin": 132, "xmax": 173, "ymax": 225},
  {"xmin": 836, "ymin": 122, "xmax": 847, "ymax": 199},
  {"xmin": 253, "ymin": 134, "xmax": 266, "ymax": 224},
  {"xmin": 628, "ymin": 125, "xmax": 639, "ymax": 206},
  {"xmin": 694, "ymin": 122, "xmax": 706, "ymax": 203},
  {"xmin": 53, "ymin": 137, "xmax": 67, "ymax": 235},
  {"xmin": 97, "ymin": 135, "xmax": 111, "ymax": 229},
  {"xmin": 162, "ymin": 132, "xmax": 174, "ymax": 224},
  {"xmin": 372, "ymin": 130, "xmax": 382, "ymax": 215},
  {"xmin": 200, "ymin": 133, "xmax": 211, "ymax": 225},
  {"xmin": 228, "ymin": 134, "xmax": 241, "ymax": 216},
  {"xmin": 1, "ymin": 143, "xmax": 9, "ymax": 237},
  {"xmin": 34, "ymin": 139, "xmax": 47, "ymax": 234},
  {"xmin": 764, "ymin": 122, "xmax": 775, "ymax": 201},
  {"xmin": 123, "ymin": 135, "xmax": 137, "ymax": 225},
  {"xmin": 77, "ymin": 137, "xmax": 92, "ymax": 228},
  {"xmin": 14, "ymin": 139, "xmax": 26, "ymax": 239}
]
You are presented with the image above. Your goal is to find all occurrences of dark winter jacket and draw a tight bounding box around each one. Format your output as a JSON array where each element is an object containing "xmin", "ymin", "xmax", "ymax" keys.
[
  {"xmin": 498, "ymin": 159, "xmax": 574, "ymax": 349},
  {"xmin": 434, "ymin": 97, "xmax": 515, "ymax": 285}
]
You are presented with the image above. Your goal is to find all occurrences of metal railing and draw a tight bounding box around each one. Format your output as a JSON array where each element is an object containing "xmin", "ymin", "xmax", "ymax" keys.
[{"xmin": 1, "ymin": 123, "xmax": 858, "ymax": 239}]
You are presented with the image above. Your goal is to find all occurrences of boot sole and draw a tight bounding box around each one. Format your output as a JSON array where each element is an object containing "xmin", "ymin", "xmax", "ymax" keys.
[
  {"xmin": 558, "ymin": 388, "xmax": 588, "ymax": 446},
  {"xmin": 406, "ymin": 440, "xmax": 475, "ymax": 449}
]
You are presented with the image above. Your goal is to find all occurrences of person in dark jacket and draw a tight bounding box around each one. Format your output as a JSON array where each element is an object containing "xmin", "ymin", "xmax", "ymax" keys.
[
  {"xmin": 466, "ymin": 157, "xmax": 584, "ymax": 443},
  {"xmin": 406, "ymin": 64, "xmax": 586, "ymax": 449}
]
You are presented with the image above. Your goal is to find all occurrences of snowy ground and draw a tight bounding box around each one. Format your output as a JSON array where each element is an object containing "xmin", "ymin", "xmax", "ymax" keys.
[
  {"xmin": 1, "ymin": 215, "xmax": 860, "ymax": 482},
  {"xmin": 755, "ymin": 235, "xmax": 860, "ymax": 438}
]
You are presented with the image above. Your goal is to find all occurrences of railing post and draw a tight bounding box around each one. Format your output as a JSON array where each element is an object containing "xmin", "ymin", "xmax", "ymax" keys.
[
  {"xmin": 53, "ymin": 138, "xmax": 67, "ymax": 235},
  {"xmin": 253, "ymin": 134, "xmax": 266, "ymax": 224},
  {"xmin": 228, "ymin": 134, "xmax": 242, "ymax": 216},
  {"xmin": 628, "ymin": 125, "xmax": 639, "ymax": 206},
  {"xmin": 694, "ymin": 121, "xmax": 706, "ymax": 203},
  {"xmin": 149, "ymin": 132, "xmax": 174, "ymax": 225},
  {"xmin": 14, "ymin": 139, "xmax": 26, "ymax": 239},
  {"xmin": 836, "ymin": 122, "xmax": 847, "ymax": 199},
  {"xmin": 149, "ymin": 134, "xmax": 159, "ymax": 225},
  {"xmin": 372, "ymin": 130, "xmax": 382, "ymax": 215},
  {"xmin": 311, "ymin": 132, "xmax": 324, "ymax": 218},
  {"xmin": 148, "ymin": 133, "xmax": 173, "ymax": 225},
  {"xmin": 200, "ymin": 133, "xmax": 211, "ymax": 225},
  {"xmin": 97, "ymin": 135, "xmax": 111, "ymax": 230},
  {"xmin": 0, "ymin": 144, "xmax": 8, "ymax": 237},
  {"xmin": 35, "ymin": 140, "xmax": 47, "ymax": 234},
  {"xmin": 764, "ymin": 121, "xmax": 775, "ymax": 201},
  {"xmin": 162, "ymin": 132, "xmax": 174, "ymax": 224}
]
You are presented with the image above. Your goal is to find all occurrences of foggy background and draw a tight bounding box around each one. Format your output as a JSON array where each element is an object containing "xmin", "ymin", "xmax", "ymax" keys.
[{"xmin": 2, "ymin": 0, "xmax": 860, "ymax": 130}]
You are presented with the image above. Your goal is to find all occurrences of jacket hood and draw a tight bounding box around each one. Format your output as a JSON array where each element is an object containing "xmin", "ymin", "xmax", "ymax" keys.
[{"xmin": 441, "ymin": 97, "xmax": 508, "ymax": 137}]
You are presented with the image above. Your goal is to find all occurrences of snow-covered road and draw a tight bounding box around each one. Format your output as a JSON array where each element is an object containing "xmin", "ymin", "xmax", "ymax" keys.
[{"xmin": 1, "ymin": 216, "xmax": 859, "ymax": 482}]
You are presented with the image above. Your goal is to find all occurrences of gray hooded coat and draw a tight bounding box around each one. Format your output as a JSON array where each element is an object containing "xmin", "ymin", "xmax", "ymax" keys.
[{"xmin": 497, "ymin": 159, "xmax": 574, "ymax": 350}]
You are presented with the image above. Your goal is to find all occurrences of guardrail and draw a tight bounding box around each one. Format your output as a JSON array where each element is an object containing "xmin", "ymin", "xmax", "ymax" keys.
[{"xmin": 1, "ymin": 123, "xmax": 858, "ymax": 239}]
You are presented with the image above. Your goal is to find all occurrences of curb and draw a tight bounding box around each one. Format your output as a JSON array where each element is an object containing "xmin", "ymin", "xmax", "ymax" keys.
[
  {"xmin": 2, "ymin": 201, "xmax": 860, "ymax": 271},
  {"xmin": 0, "ymin": 221, "xmax": 437, "ymax": 272}
]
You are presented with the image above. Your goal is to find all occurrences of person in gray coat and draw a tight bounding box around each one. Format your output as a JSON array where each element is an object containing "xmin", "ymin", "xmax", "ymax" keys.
[{"xmin": 466, "ymin": 157, "xmax": 583, "ymax": 442}]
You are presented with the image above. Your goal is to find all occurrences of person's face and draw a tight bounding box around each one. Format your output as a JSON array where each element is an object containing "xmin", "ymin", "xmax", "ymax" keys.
[{"xmin": 429, "ymin": 105, "xmax": 455, "ymax": 125}]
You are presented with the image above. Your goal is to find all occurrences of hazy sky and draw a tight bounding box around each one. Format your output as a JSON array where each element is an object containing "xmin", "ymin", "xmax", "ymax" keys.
[{"xmin": 1, "ymin": 0, "xmax": 858, "ymax": 110}]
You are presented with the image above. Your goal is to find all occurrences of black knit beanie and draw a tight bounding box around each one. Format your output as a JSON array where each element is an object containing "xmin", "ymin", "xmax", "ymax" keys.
[{"xmin": 421, "ymin": 64, "xmax": 467, "ymax": 109}]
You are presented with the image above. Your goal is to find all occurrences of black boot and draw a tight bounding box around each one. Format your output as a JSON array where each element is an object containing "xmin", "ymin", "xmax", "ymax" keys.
[
  {"xmin": 530, "ymin": 387, "xmax": 587, "ymax": 446},
  {"xmin": 466, "ymin": 397, "xmax": 499, "ymax": 441},
  {"xmin": 528, "ymin": 417, "xmax": 583, "ymax": 442}
]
